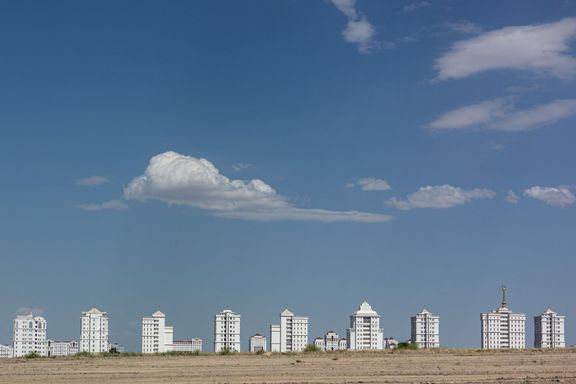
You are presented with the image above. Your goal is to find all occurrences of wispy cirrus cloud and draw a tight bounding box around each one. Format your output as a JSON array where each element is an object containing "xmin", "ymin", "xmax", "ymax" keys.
[
  {"xmin": 77, "ymin": 176, "xmax": 111, "ymax": 187},
  {"xmin": 429, "ymin": 97, "xmax": 576, "ymax": 132},
  {"xmin": 446, "ymin": 20, "xmax": 483, "ymax": 35},
  {"xmin": 78, "ymin": 200, "xmax": 128, "ymax": 211},
  {"xmin": 124, "ymin": 151, "xmax": 392, "ymax": 223},
  {"xmin": 385, "ymin": 184, "xmax": 496, "ymax": 210},
  {"xmin": 524, "ymin": 186, "xmax": 575, "ymax": 207},
  {"xmin": 330, "ymin": 0, "xmax": 390, "ymax": 53},
  {"xmin": 347, "ymin": 178, "xmax": 391, "ymax": 191},
  {"xmin": 434, "ymin": 17, "xmax": 576, "ymax": 81},
  {"xmin": 402, "ymin": 1, "xmax": 430, "ymax": 13}
]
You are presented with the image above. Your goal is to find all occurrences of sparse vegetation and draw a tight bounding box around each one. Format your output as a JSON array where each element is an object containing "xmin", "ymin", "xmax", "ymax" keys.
[
  {"xmin": 304, "ymin": 344, "xmax": 321, "ymax": 353},
  {"xmin": 24, "ymin": 352, "xmax": 42, "ymax": 359},
  {"xmin": 395, "ymin": 342, "xmax": 418, "ymax": 351}
]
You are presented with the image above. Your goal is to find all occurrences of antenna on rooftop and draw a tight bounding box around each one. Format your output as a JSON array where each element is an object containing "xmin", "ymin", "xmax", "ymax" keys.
[{"xmin": 501, "ymin": 285, "xmax": 507, "ymax": 308}]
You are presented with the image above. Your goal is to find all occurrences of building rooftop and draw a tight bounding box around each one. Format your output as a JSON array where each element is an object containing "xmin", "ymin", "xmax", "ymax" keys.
[{"xmin": 352, "ymin": 301, "xmax": 379, "ymax": 316}]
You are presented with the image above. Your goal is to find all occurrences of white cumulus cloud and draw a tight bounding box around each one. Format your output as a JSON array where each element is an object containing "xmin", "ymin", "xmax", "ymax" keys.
[
  {"xmin": 78, "ymin": 200, "xmax": 128, "ymax": 211},
  {"xmin": 347, "ymin": 178, "xmax": 391, "ymax": 191},
  {"xmin": 523, "ymin": 186, "xmax": 575, "ymax": 207},
  {"xmin": 505, "ymin": 191, "xmax": 520, "ymax": 204},
  {"xmin": 330, "ymin": 0, "xmax": 382, "ymax": 53},
  {"xmin": 77, "ymin": 176, "xmax": 111, "ymax": 187},
  {"xmin": 434, "ymin": 17, "xmax": 576, "ymax": 81},
  {"xmin": 429, "ymin": 98, "xmax": 576, "ymax": 132},
  {"xmin": 124, "ymin": 151, "xmax": 393, "ymax": 223},
  {"xmin": 385, "ymin": 184, "xmax": 496, "ymax": 210}
]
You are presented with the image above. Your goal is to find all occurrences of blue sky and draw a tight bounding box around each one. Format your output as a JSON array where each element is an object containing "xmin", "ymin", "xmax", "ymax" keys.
[{"xmin": 1, "ymin": 0, "xmax": 575, "ymax": 351}]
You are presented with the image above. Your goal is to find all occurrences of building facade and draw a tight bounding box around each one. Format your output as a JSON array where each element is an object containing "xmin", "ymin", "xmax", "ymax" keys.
[
  {"xmin": 172, "ymin": 339, "xmax": 202, "ymax": 352},
  {"xmin": 347, "ymin": 301, "xmax": 384, "ymax": 350},
  {"xmin": 249, "ymin": 334, "xmax": 267, "ymax": 352},
  {"xmin": 384, "ymin": 337, "xmax": 399, "ymax": 349},
  {"xmin": 411, "ymin": 309, "xmax": 440, "ymax": 348},
  {"xmin": 214, "ymin": 309, "xmax": 241, "ymax": 352},
  {"xmin": 142, "ymin": 311, "xmax": 174, "ymax": 353},
  {"xmin": 481, "ymin": 287, "xmax": 525, "ymax": 349},
  {"xmin": 270, "ymin": 324, "xmax": 281, "ymax": 352},
  {"xmin": 80, "ymin": 308, "xmax": 109, "ymax": 353},
  {"xmin": 0, "ymin": 344, "xmax": 14, "ymax": 358},
  {"xmin": 324, "ymin": 331, "xmax": 340, "ymax": 351},
  {"xmin": 13, "ymin": 314, "xmax": 47, "ymax": 357},
  {"xmin": 270, "ymin": 309, "xmax": 308, "ymax": 352},
  {"xmin": 534, "ymin": 308, "xmax": 565, "ymax": 348},
  {"xmin": 314, "ymin": 337, "xmax": 325, "ymax": 350},
  {"xmin": 47, "ymin": 340, "xmax": 79, "ymax": 357}
]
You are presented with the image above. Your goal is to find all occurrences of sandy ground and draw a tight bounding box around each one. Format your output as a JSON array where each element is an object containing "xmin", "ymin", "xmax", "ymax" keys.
[{"xmin": 0, "ymin": 349, "xmax": 575, "ymax": 384}]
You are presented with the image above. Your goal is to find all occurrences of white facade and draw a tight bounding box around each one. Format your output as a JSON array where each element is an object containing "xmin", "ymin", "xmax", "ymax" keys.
[
  {"xmin": 0, "ymin": 344, "xmax": 14, "ymax": 358},
  {"xmin": 172, "ymin": 339, "xmax": 202, "ymax": 352},
  {"xmin": 384, "ymin": 337, "xmax": 398, "ymax": 349},
  {"xmin": 214, "ymin": 309, "xmax": 241, "ymax": 352},
  {"xmin": 142, "ymin": 311, "xmax": 174, "ymax": 353},
  {"xmin": 411, "ymin": 309, "xmax": 440, "ymax": 348},
  {"xmin": 324, "ymin": 331, "xmax": 340, "ymax": 351},
  {"xmin": 80, "ymin": 308, "xmax": 109, "ymax": 353},
  {"xmin": 13, "ymin": 314, "xmax": 47, "ymax": 357},
  {"xmin": 481, "ymin": 287, "xmax": 525, "ymax": 349},
  {"xmin": 275, "ymin": 308, "xmax": 308, "ymax": 352},
  {"xmin": 314, "ymin": 337, "xmax": 325, "ymax": 350},
  {"xmin": 270, "ymin": 324, "xmax": 281, "ymax": 352},
  {"xmin": 347, "ymin": 301, "xmax": 384, "ymax": 350},
  {"xmin": 249, "ymin": 334, "xmax": 267, "ymax": 352},
  {"xmin": 47, "ymin": 340, "xmax": 79, "ymax": 357},
  {"xmin": 534, "ymin": 308, "xmax": 565, "ymax": 348},
  {"xmin": 338, "ymin": 338, "xmax": 347, "ymax": 350}
]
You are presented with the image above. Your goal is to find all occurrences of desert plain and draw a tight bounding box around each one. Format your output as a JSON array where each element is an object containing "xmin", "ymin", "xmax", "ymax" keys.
[{"xmin": 0, "ymin": 349, "xmax": 575, "ymax": 384}]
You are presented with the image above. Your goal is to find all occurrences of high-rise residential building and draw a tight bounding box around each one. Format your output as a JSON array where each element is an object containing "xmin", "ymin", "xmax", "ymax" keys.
[
  {"xmin": 534, "ymin": 308, "xmax": 565, "ymax": 348},
  {"xmin": 411, "ymin": 309, "xmax": 440, "ymax": 348},
  {"xmin": 480, "ymin": 286, "xmax": 525, "ymax": 349},
  {"xmin": 214, "ymin": 309, "xmax": 241, "ymax": 352},
  {"xmin": 249, "ymin": 334, "xmax": 267, "ymax": 352},
  {"xmin": 47, "ymin": 340, "xmax": 79, "ymax": 357},
  {"xmin": 13, "ymin": 314, "xmax": 47, "ymax": 357},
  {"xmin": 80, "ymin": 307, "xmax": 109, "ymax": 353},
  {"xmin": 142, "ymin": 311, "xmax": 174, "ymax": 353},
  {"xmin": 347, "ymin": 301, "xmax": 384, "ymax": 350},
  {"xmin": 0, "ymin": 344, "xmax": 14, "ymax": 358},
  {"xmin": 172, "ymin": 339, "xmax": 202, "ymax": 352},
  {"xmin": 270, "ymin": 308, "xmax": 309, "ymax": 352},
  {"xmin": 270, "ymin": 324, "xmax": 281, "ymax": 352}
]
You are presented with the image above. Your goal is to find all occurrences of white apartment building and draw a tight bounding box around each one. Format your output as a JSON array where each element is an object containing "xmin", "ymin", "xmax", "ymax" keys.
[
  {"xmin": 270, "ymin": 324, "xmax": 281, "ymax": 352},
  {"xmin": 270, "ymin": 308, "xmax": 309, "ymax": 352},
  {"xmin": 172, "ymin": 339, "xmax": 202, "ymax": 352},
  {"xmin": 249, "ymin": 334, "xmax": 267, "ymax": 352},
  {"xmin": 0, "ymin": 344, "xmax": 14, "ymax": 358},
  {"xmin": 314, "ymin": 337, "xmax": 325, "ymax": 350},
  {"xmin": 142, "ymin": 311, "xmax": 174, "ymax": 353},
  {"xmin": 384, "ymin": 337, "xmax": 398, "ymax": 349},
  {"xmin": 338, "ymin": 338, "xmax": 347, "ymax": 350},
  {"xmin": 347, "ymin": 301, "xmax": 384, "ymax": 350},
  {"xmin": 325, "ymin": 331, "xmax": 340, "ymax": 351},
  {"xmin": 481, "ymin": 287, "xmax": 525, "ymax": 349},
  {"xmin": 411, "ymin": 309, "xmax": 440, "ymax": 348},
  {"xmin": 47, "ymin": 340, "xmax": 79, "ymax": 357},
  {"xmin": 534, "ymin": 308, "xmax": 565, "ymax": 348},
  {"xmin": 214, "ymin": 309, "xmax": 241, "ymax": 352},
  {"xmin": 13, "ymin": 314, "xmax": 47, "ymax": 357},
  {"xmin": 80, "ymin": 307, "xmax": 109, "ymax": 353}
]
